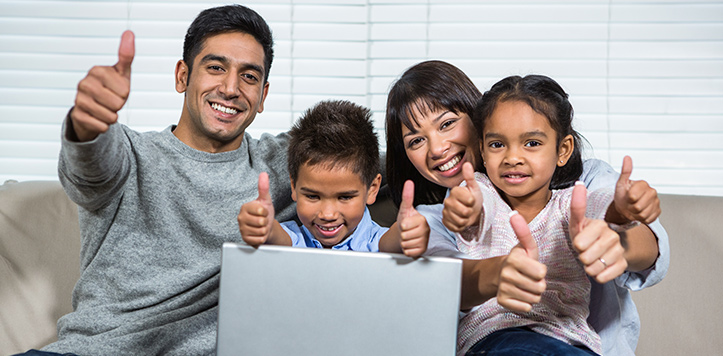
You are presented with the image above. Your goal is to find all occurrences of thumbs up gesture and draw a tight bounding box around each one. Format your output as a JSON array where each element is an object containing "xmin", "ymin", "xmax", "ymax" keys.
[
  {"xmin": 443, "ymin": 162, "xmax": 483, "ymax": 232},
  {"xmin": 570, "ymin": 182, "xmax": 627, "ymax": 283},
  {"xmin": 608, "ymin": 156, "xmax": 661, "ymax": 225},
  {"xmin": 396, "ymin": 180, "xmax": 430, "ymax": 257},
  {"xmin": 238, "ymin": 172, "xmax": 276, "ymax": 246},
  {"xmin": 496, "ymin": 211, "xmax": 547, "ymax": 313},
  {"xmin": 71, "ymin": 30, "xmax": 135, "ymax": 142}
]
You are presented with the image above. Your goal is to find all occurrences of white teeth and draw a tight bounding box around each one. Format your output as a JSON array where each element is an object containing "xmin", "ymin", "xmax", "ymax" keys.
[
  {"xmin": 438, "ymin": 155, "xmax": 461, "ymax": 172},
  {"xmin": 319, "ymin": 225, "xmax": 340, "ymax": 231},
  {"xmin": 211, "ymin": 103, "xmax": 238, "ymax": 115}
]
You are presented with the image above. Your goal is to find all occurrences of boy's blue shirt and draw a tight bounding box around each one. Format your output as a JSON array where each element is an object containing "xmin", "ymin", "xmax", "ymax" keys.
[{"xmin": 280, "ymin": 207, "xmax": 388, "ymax": 252}]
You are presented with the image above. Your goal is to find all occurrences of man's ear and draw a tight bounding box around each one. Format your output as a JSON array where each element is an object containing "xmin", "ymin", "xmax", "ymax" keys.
[
  {"xmin": 365, "ymin": 174, "xmax": 383, "ymax": 205},
  {"xmin": 257, "ymin": 81, "xmax": 270, "ymax": 113},
  {"xmin": 557, "ymin": 134, "xmax": 574, "ymax": 167},
  {"xmin": 175, "ymin": 60, "xmax": 189, "ymax": 93}
]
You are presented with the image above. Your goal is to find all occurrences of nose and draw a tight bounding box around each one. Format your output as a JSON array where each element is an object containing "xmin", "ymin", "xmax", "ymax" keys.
[
  {"xmin": 503, "ymin": 146, "xmax": 524, "ymax": 166},
  {"xmin": 318, "ymin": 200, "xmax": 339, "ymax": 221},
  {"xmin": 218, "ymin": 73, "xmax": 240, "ymax": 98},
  {"xmin": 427, "ymin": 134, "xmax": 450, "ymax": 160}
]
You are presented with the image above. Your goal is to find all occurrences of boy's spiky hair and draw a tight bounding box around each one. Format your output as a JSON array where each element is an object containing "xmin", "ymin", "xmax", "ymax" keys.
[{"xmin": 288, "ymin": 100, "xmax": 380, "ymax": 187}]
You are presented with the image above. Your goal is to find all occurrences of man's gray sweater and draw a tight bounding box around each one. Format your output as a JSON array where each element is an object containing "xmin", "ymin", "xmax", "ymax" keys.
[{"xmin": 46, "ymin": 122, "xmax": 295, "ymax": 355}]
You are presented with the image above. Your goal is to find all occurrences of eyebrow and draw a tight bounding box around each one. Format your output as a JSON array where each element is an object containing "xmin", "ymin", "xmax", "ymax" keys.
[
  {"xmin": 484, "ymin": 130, "xmax": 548, "ymax": 140},
  {"xmin": 402, "ymin": 110, "xmax": 452, "ymax": 138},
  {"xmin": 199, "ymin": 54, "xmax": 264, "ymax": 76},
  {"xmin": 299, "ymin": 187, "xmax": 360, "ymax": 196}
]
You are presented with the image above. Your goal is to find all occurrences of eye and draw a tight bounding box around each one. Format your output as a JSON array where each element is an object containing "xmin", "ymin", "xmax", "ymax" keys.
[
  {"xmin": 241, "ymin": 73, "xmax": 259, "ymax": 83},
  {"xmin": 339, "ymin": 195, "xmax": 355, "ymax": 201},
  {"xmin": 525, "ymin": 140, "xmax": 542, "ymax": 147},
  {"xmin": 406, "ymin": 136, "xmax": 425, "ymax": 149},
  {"xmin": 304, "ymin": 194, "xmax": 320, "ymax": 201},
  {"xmin": 440, "ymin": 119, "xmax": 456, "ymax": 130},
  {"xmin": 488, "ymin": 141, "xmax": 504, "ymax": 149},
  {"xmin": 208, "ymin": 65, "xmax": 225, "ymax": 72}
]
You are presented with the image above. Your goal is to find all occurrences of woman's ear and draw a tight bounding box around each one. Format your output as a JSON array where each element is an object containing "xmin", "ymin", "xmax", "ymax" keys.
[
  {"xmin": 175, "ymin": 60, "xmax": 189, "ymax": 93},
  {"xmin": 365, "ymin": 174, "xmax": 383, "ymax": 205},
  {"xmin": 557, "ymin": 134, "xmax": 574, "ymax": 167}
]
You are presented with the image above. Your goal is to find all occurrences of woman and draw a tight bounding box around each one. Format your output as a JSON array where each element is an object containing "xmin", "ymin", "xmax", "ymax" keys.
[{"xmin": 384, "ymin": 60, "xmax": 669, "ymax": 355}]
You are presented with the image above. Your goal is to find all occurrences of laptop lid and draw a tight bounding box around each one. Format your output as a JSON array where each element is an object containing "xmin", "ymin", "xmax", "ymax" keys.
[{"xmin": 216, "ymin": 242, "xmax": 461, "ymax": 356}]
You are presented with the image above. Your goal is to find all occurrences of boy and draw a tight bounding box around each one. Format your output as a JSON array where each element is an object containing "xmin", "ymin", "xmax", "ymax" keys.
[{"xmin": 238, "ymin": 100, "xmax": 428, "ymax": 256}]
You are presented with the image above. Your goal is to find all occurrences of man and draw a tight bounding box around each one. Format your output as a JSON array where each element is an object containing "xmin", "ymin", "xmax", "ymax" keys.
[{"xmin": 20, "ymin": 5, "xmax": 295, "ymax": 355}]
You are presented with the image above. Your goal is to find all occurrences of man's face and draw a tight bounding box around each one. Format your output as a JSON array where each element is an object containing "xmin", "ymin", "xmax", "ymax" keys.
[{"xmin": 174, "ymin": 32, "xmax": 269, "ymax": 153}]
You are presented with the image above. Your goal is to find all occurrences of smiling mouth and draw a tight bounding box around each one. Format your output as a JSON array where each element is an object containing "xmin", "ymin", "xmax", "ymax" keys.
[
  {"xmin": 211, "ymin": 102, "xmax": 238, "ymax": 115},
  {"xmin": 437, "ymin": 154, "xmax": 462, "ymax": 172}
]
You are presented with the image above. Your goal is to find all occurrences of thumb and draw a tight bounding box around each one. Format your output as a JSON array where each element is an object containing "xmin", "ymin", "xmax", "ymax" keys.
[
  {"xmin": 462, "ymin": 162, "xmax": 480, "ymax": 196},
  {"xmin": 257, "ymin": 172, "xmax": 271, "ymax": 204},
  {"xmin": 570, "ymin": 181, "xmax": 587, "ymax": 235},
  {"xmin": 114, "ymin": 30, "xmax": 135, "ymax": 78},
  {"xmin": 399, "ymin": 180, "xmax": 415, "ymax": 217},
  {"xmin": 617, "ymin": 156, "xmax": 633, "ymax": 189},
  {"xmin": 509, "ymin": 211, "xmax": 538, "ymax": 260}
]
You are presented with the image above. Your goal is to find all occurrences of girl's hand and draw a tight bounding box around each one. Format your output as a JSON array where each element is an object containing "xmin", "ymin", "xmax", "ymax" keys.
[
  {"xmin": 610, "ymin": 156, "xmax": 661, "ymax": 224},
  {"xmin": 397, "ymin": 180, "xmax": 429, "ymax": 257},
  {"xmin": 238, "ymin": 172, "xmax": 275, "ymax": 247},
  {"xmin": 442, "ymin": 162, "xmax": 483, "ymax": 232},
  {"xmin": 570, "ymin": 183, "xmax": 628, "ymax": 283},
  {"xmin": 497, "ymin": 211, "xmax": 547, "ymax": 313}
]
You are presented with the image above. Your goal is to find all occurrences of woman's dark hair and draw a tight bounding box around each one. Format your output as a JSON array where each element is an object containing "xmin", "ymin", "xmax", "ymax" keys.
[
  {"xmin": 288, "ymin": 100, "xmax": 379, "ymax": 188},
  {"xmin": 385, "ymin": 60, "xmax": 482, "ymax": 207},
  {"xmin": 473, "ymin": 74, "xmax": 584, "ymax": 189},
  {"xmin": 183, "ymin": 4, "xmax": 274, "ymax": 83}
]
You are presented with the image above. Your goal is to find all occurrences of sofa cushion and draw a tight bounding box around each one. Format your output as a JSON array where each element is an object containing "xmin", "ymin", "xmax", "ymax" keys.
[
  {"xmin": 633, "ymin": 194, "xmax": 723, "ymax": 355},
  {"xmin": 0, "ymin": 180, "xmax": 80, "ymax": 354}
]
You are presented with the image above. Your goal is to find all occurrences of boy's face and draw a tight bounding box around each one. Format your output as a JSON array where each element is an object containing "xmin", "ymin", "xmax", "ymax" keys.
[{"xmin": 291, "ymin": 163, "xmax": 381, "ymax": 248}]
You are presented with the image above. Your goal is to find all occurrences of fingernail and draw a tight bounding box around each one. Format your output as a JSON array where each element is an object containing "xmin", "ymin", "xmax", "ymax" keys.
[
  {"xmin": 575, "ymin": 181, "xmax": 585, "ymax": 186},
  {"xmin": 509, "ymin": 210, "xmax": 519, "ymax": 217}
]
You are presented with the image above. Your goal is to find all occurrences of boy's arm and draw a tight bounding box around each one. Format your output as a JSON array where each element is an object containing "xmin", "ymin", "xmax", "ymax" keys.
[
  {"xmin": 379, "ymin": 180, "xmax": 429, "ymax": 257},
  {"xmin": 238, "ymin": 172, "xmax": 292, "ymax": 247}
]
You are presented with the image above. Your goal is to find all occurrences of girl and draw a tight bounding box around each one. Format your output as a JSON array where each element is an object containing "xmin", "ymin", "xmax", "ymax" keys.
[
  {"xmin": 442, "ymin": 74, "xmax": 660, "ymax": 355},
  {"xmin": 384, "ymin": 61, "xmax": 668, "ymax": 355}
]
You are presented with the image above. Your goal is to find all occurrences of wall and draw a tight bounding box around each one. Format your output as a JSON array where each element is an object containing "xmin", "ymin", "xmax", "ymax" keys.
[{"xmin": 1, "ymin": 0, "xmax": 722, "ymax": 195}]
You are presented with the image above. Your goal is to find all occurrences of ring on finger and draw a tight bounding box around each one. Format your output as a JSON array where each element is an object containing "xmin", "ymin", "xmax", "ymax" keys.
[{"xmin": 599, "ymin": 257, "xmax": 608, "ymax": 268}]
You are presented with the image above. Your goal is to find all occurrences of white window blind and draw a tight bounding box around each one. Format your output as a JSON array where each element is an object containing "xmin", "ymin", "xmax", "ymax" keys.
[{"xmin": 1, "ymin": 0, "xmax": 722, "ymax": 196}]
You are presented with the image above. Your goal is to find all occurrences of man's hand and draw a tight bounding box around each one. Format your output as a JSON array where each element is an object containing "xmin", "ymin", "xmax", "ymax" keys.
[
  {"xmin": 496, "ymin": 211, "xmax": 547, "ymax": 313},
  {"xmin": 70, "ymin": 30, "xmax": 135, "ymax": 142},
  {"xmin": 238, "ymin": 172, "xmax": 275, "ymax": 247},
  {"xmin": 570, "ymin": 183, "xmax": 628, "ymax": 283},
  {"xmin": 443, "ymin": 162, "xmax": 483, "ymax": 232},
  {"xmin": 609, "ymin": 156, "xmax": 661, "ymax": 224},
  {"xmin": 396, "ymin": 180, "xmax": 429, "ymax": 257}
]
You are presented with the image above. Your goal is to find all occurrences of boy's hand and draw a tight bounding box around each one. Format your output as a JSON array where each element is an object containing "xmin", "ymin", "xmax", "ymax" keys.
[
  {"xmin": 497, "ymin": 211, "xmax": 546, "ymax": 313},
  {"xmin": 238, "ymin": 172, "xmax": 275, "ymax": 247},
  {"xmin": 397, "ymin": 180, "xmax": 429, "ymax": 258},
  {"xmin": 71, "ymin": 30, "xmax": 135, "ymax": 142},
  {"xmin": 570, "ymin": 183, "xmax": 628, "ymax": 283},
  {"xmin": 443, "ymin": 162, "xmax": 483, "ymax": 232},
  {"xmin": 609, "ymin": 156, "xmax": 661, "ymax": 224}
]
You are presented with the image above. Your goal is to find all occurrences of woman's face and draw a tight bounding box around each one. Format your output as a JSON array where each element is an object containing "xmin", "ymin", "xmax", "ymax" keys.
[{"xmin": 401, "ymin": 106, "xmax": 481, "ymax": 189}]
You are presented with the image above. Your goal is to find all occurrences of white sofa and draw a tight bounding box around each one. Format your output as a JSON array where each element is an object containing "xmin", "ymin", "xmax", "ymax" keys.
[{"xmin": 1, "ymin": 179, "xmax": 720, "ymax": 355}]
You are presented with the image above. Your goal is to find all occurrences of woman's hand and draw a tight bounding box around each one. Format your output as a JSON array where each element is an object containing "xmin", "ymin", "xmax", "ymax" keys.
[
  {"xmin": 443, "ymin": 163, "xmax": 483, "ymax": 232},
  {"xmin": 571, "ymin": 183, "xmax": 628, "ymax": 283}
]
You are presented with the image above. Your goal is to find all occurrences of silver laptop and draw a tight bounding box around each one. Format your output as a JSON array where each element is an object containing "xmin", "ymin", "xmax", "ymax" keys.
[{"xmin": 216, "ymin": 242, "xmax": 462, "ymax": 356}]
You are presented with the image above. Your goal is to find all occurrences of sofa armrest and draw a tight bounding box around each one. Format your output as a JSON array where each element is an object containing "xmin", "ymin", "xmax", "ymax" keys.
[{"xmin": 0, "ymin": 180, "xmax": 81, "ymax": 354}]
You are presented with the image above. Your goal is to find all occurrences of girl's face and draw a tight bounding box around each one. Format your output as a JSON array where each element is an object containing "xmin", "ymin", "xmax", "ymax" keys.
[
  {"xmin": 481, "ymin": 100, "xmax": 573, "ymax": 209},
  {"xmin": 401, "ymin": 106, "xmax": 481, "ymax": 189}
]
